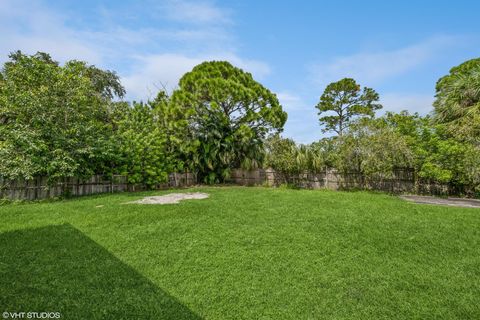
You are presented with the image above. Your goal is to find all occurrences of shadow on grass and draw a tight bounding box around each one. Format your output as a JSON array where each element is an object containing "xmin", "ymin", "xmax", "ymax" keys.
[{"xmin": 0, "ymin": 224, "xmax": 201, "ymax": 319}]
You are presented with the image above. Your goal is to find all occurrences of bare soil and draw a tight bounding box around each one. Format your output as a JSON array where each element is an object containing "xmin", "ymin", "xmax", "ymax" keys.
[{"xmin": 128, "ymin": 192, "xmax": 209, "ymax": 204}]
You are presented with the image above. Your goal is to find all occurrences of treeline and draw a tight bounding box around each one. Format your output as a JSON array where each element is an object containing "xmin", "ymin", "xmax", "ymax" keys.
[
  {"xmin": 266, "ymin": 62, "xmax": 480, "ymax": 195},
  {"xmin": 266, "ymin": 112, "xmax": 480, "ymax": 191},
  {"xmin": 0, "ymin": 51, "xmax": 286, "ymax": 186},
  {"xmin": 0, "ymin": 51, "xmax": 479, "ymax": 194}
]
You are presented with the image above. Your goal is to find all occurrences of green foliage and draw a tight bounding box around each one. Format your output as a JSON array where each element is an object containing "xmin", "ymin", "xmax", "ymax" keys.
[
  {"xmin": 265, "ymin": 135, "xmax": 325, "ymax": 174},
  {"xmin": 334, "ymin": 118, "xmax": 414, "ymax": 177},
  {"xmin": 0, "ymin": 51, "xmax": 124, "ymax": 181},
  {"xmin": 433, "ymin": 58, "xmax": 480, "ymax": 141},
  {"xmin": 0, "ymin": 51, "xmax": 177, "ymax": 189},
  {"xmin": 316, "ymin": 78, "xmax": 382, "ymax": 136},
  {"xmin": 0, "ymin": 54, "xmax": 286, "ymax": 186},
  {"xmin": 113, "ymin": 101, "xmax": 170, "ymax": 188},
  {"xmin": 417, "ymin": 132, "xmax": 480, "ymax": 187},
  {"xmin": 2, "ymin": 50, "xmax": 479, "ymax": 194},
  {"xmin": 380, "ymin": 111, "xmax": 480, "ymax": 190},
  {"xmin": 171, "ymin": 61, "xmax": 287, "ymax": 183},
  {"xmin": 377, "ymin": 111, "xmax": 431, "ymax": 170},
  {"xmin": 309, "ymin": 138, "xmax": 339, "ymax": 168},
  {"xmin": 155, "ymin": 91, "xmax": 197, "ymax": 172},
  {"xmin": 265, "ymin": 135, "xmax": 300, "ymax": 174}
]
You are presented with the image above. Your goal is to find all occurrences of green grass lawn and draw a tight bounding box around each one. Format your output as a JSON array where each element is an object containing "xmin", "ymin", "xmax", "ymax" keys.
[{"xmin": 1, "ymin": 187, "xmax": 479, "ymax": 319}]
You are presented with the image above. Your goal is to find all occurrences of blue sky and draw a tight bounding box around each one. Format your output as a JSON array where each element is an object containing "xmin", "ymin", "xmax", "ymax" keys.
[{"xmin": 1, "ymin": 0, "xmax": 479, "ymax": 142}]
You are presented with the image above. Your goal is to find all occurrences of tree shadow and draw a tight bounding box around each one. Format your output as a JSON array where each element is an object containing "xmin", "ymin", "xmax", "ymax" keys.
[{"xmin": 0, "ymin": 224, "xmax": 202, "ymax": 319}]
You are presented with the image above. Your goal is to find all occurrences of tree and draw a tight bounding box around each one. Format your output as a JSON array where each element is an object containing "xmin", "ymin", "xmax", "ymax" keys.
[
  {"xmin": 265, "ymin": 135, "xmax": 300, "ymax": 174},
  {"xmin": 170, "ymin": 61, "xmax": 287, "ymax": 183},
  {"xmin": 0, "ymin": 51, "xmax": 124, "ymax": 181},
  {"xmin": 114, "ymin": 101, "xmax": 171, "ymax": 188},
  {"xmin": 433, "ymin": 58, "xmax": 480, "ymax": 142},
  {"xmin": 309, "ymin": 138, "xmax": 338, "ymax": 169},
  {"xmin": 316, "ymin": 78, "xmax": 382, "ymax": 136},
  {"xmin": 334, "ymin": 118, "xmax": 413, "ymax": 177},
  {"xmin": 378, "ymin": 110, "xmax": 480, "ymax": 193},
  {"xmin": 265, "ymin": 135, "xmax": 326, "ymax": 176},
  {"xmin": 379, "ymin": 111, "xmax": 431, "ymax": 171}
]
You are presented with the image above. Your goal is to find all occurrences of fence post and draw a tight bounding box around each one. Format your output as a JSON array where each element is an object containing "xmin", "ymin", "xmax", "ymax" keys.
[{"xmin": 325, "ymin": 167, "xmax": 328, "ymax": 189}]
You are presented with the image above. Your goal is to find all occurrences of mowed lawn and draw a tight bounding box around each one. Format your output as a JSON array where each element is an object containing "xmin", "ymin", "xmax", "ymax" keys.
[{"xmin": 1, "ymin": 187, "xmax": 479, "ymax": 319}]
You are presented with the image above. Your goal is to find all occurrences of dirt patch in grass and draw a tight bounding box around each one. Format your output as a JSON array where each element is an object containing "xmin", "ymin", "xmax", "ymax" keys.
[
  {"xmin": 400, "ymin": 195, "xmax": 480, "ymax": 208},
  {"xmin": 128, "ymin": 192, "xmax": 209, "ymax": 205}
]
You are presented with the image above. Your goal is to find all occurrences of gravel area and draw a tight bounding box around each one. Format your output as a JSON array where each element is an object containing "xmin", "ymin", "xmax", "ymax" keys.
[
  {"xmin": 128, "ymin": 192, "xmax": 209, "ymax": 204},
  {"xmin": 400, "ymin": 195, "xmax": 480, "ymax": 208}
]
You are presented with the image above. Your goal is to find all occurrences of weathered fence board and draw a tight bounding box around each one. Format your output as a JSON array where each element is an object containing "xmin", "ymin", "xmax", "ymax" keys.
[
  {"xmin": 0, "ymin": 172, "xmax": 196, "ymax": 200},
  {"xmin": 229, "ymin": 168, "xmax": 454, "ymax": 196},
  {"xmin": 0, "ymin": 168, "xmax": 460, "ymax": 201}
]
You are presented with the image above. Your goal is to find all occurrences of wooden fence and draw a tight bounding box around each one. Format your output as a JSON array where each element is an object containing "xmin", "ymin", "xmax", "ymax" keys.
[
  {"xmin": 228, "ymin": 168, "xmax": 455, "ymax": 195},
  {"xmin": 0, "ymin": 168, "xmax": 461, "ymax": 201},
  {"xmin": 0, "ymin": 172, "xmax": 197, "ymax": 201}
]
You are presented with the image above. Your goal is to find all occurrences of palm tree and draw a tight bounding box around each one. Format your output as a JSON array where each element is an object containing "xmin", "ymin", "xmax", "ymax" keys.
[{"xmin": 433, "ymin": 58, "xmax": 480, "ymax": 142}]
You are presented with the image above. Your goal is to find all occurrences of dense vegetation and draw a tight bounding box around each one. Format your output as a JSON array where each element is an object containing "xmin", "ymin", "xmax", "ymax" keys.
[
  {"xmin": 0, "ymin": 52, "xmax": 286, "ymax": 186},
  {"xmin": 0, "ymin": 51, "xmax": 479, "ymax": 193},
  {"xmin": 267, "ymin": 64, "xmax": 480, "ymax": 194},
  {"xmin": 1, "ymin": 187, "xmax": 479, "ymax": 319}
]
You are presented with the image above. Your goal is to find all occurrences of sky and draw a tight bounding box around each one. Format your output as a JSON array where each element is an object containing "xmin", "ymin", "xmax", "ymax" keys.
[{"xmin": 1, "ymin": 0, "xmax": 479, "ymax": 143}]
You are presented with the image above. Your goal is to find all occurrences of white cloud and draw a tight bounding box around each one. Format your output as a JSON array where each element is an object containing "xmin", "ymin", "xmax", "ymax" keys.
[
  {"xmin": 122, "ymin": 54, "xmax": 199, "ymax": 100},
  {"xmin": 0, "ymin": 0, "xmax": 233, "ymax": 65},
  {"xmin": 274, "ymin": 91, "xmax": 321, "ymax": 143},
  {"xmin": 311, "ymin": 36, "xmax": 458, "ymax": 88},
  {"xmin": 277, "ymin": 92, "xmax": 301, "ymax": 107},
  {"xmin": 380, "ymin": 93, "xmax": 434, "ymax": 115},
  {"xmin": 0, "ymin": 0, "xmax": 101, "ymax": 64},
  {"xmin": 0, "ymin": 0, "xmax": 270, "ymax": 102},
  {"xmin": 162, "ymin": 0, "xmax": 231, "ymax": 25},
  {"xmin": 122, "ymin": 53, "xmax": 271, "ymax": 100}
]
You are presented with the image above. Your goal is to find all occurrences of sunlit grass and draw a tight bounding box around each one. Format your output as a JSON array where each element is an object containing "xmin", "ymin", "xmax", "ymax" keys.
[{"xmin": 1, "ymin": 187, "xmax": 479, "ymax": 319}]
